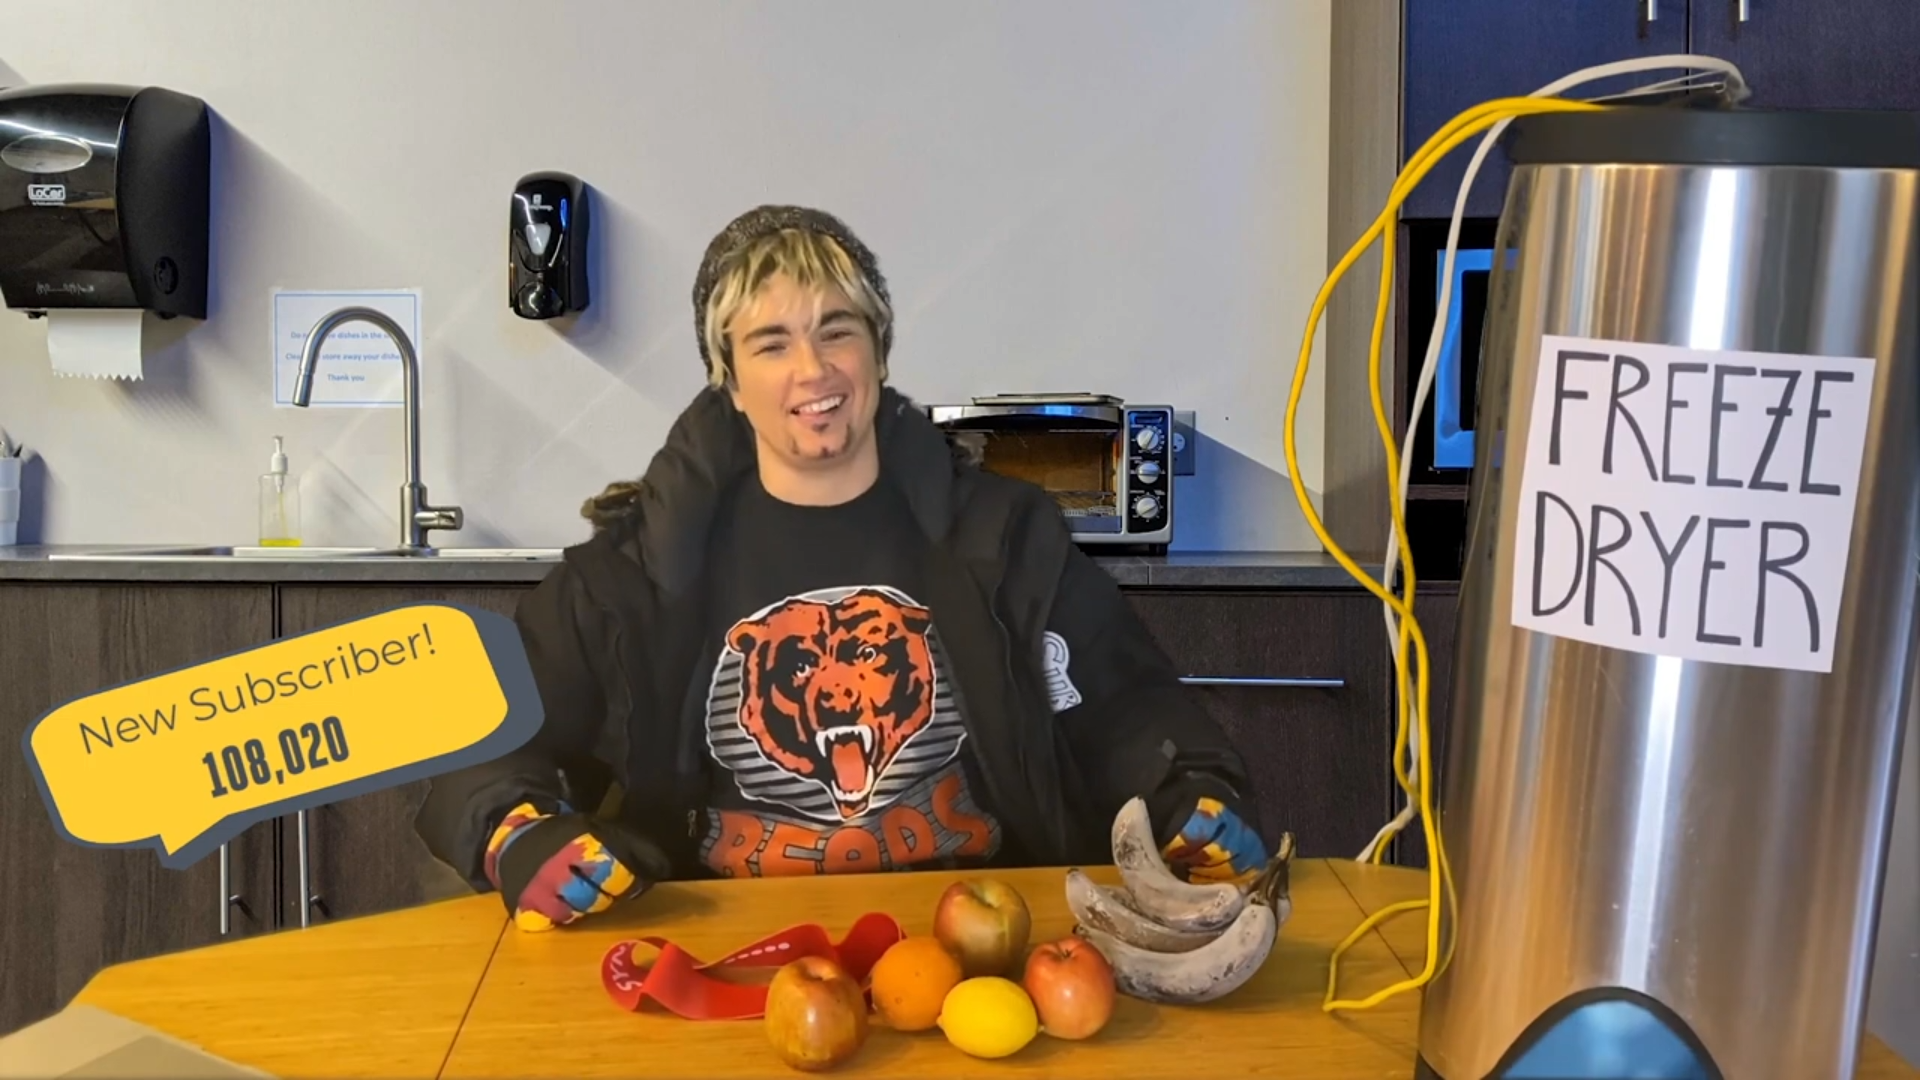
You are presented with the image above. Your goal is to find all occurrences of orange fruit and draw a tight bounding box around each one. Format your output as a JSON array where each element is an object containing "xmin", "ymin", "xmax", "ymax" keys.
[{"xmin": 868, "ymin": 935, "xmax": 966, "ymax": 1032}]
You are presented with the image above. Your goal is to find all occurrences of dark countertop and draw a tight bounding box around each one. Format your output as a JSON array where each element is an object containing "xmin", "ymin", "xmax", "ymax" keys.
[{"xmin": 0, "ymin": 544, "xmax": 1378, "ymax": 590}]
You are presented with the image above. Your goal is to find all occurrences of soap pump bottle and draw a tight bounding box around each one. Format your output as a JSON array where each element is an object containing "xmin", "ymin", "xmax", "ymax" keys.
[{"xmin": 259, "ymin": 435, "xmax": 302, "ymax": 547}]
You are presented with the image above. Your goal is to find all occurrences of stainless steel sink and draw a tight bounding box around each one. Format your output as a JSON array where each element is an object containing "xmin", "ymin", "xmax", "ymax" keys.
[
  {"xmin": 417, "ymin": 547, "xmax": 562, "ymax": 560},
  {"xmin": 49, "ymin": 545, "xmax": 359, "ymax": 560},
  {"xmin": 48, "ymin": 545, "xmax": 563, "ymax": 561}
]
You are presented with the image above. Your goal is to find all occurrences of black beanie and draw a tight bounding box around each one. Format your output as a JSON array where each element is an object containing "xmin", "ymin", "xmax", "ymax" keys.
[{"xmin": 691, "ymin": 204, "xmax": 893, "ymax": 382}]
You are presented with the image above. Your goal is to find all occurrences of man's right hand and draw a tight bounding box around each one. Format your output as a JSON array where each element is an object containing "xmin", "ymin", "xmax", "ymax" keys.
[{"xmin": 484, "ymin": 802, "xmax": 670, "ymax": 931}]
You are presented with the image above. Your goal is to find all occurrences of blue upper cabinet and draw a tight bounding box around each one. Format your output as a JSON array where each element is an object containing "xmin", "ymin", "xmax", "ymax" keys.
[
  {"xmin": 1401, "ymin": 0, "xmax": 1688, "ymax": 221},
  {"xmin": 1401, "ymin": 1, "xmax": 1920, "ymax": 222},
  {"xmin": 1689, "ymin": 0, "xmax": 1920, "ymax": 112}
]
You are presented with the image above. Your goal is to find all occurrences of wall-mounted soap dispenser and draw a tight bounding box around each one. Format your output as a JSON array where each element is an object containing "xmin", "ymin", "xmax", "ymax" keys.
[
  {"xmin": 509, "ymin": 171, "xmax": 591, "ymax": 320},
  {"xmin": 0, "ymin": 83, "xmax": 211, "ymax": 320}
]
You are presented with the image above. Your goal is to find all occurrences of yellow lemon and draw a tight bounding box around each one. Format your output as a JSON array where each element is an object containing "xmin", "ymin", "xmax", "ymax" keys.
[{"xmin": 935, "ymin": 976, "xmax": 1040, "ymax": 1059}]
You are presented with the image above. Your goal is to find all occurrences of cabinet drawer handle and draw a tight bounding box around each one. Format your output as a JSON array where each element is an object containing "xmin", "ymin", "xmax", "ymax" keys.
[
  {"xmin": 219, "ymin": 842, "xmax": 232, "ymax": 935},
  {"xmin": 297, "ymin": 809, "xmax": 314, "ymax": 928},
  {"xmin": 1179, "ymin": 676, "xmax": 1345, "ymax": 689},
  {"xmin": 1644, "ymin": 0, "xmax": 1657, "ymax": 20},
  {"xmin": 218, "ymin": 842, "xmax": 250, "ymax": 935},
  {"xmin": 1736, "ymin": 0, "xmax": 1749, "ymax": 21}
]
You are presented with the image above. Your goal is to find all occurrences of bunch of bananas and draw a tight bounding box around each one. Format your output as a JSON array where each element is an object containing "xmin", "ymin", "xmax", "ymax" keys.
[{"xmin": 1065, "ymin": 797, "xmax": 1295, "ymax": 1004}]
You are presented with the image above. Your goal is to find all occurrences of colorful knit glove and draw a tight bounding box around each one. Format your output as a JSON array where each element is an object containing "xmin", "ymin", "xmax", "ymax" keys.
[
  {"xmin": 1160, "ymin": 796, "xmax": 1268, "ymax": 886},
  {"xmin": 484, "ymin": 801, "xmax": 669, "ymax": 932}
]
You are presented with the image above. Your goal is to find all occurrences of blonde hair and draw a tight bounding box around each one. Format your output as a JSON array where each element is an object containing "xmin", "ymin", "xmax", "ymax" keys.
[{"xmin": 701, "ymin": 228, "xmax": 893, "ymax": 389}]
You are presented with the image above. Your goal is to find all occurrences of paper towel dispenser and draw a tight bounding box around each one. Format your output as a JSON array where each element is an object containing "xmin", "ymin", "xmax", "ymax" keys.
[{"xmin": 0, "ymin": 83, "xmax": 210, "ymax": 320}]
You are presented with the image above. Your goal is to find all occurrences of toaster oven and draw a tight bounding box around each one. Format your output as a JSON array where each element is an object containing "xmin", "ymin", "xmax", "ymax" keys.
[{"xmin": 926, "ymin": 393, "xmax": 1175, "ymax": 551}]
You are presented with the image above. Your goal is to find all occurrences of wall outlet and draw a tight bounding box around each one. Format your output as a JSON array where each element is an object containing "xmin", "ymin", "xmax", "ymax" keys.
[{"xmin": 1173, "ymin": 411, "xmax": 1196, "ymax": 475}]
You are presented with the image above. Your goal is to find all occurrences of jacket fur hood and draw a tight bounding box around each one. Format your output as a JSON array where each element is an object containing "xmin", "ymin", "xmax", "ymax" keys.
[{"xmin": 578, "ymin": 384, "xmax": 982, "ymax": 595}]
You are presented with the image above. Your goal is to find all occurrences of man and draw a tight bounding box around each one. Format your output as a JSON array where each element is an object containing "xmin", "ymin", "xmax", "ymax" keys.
[{"xmin": 415, "ymin": 205, "xmax": 1271, "ymax": 931}]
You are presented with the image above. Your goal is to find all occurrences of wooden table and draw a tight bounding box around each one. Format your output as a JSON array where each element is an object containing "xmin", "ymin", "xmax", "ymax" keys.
[{"xmin": 68, "ymin": 861, "xmax": 1916, "ymax": 1079}]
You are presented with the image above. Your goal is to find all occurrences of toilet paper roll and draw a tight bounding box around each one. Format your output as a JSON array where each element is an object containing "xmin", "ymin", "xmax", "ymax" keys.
[{"xmin": 46, "ymin": 309, "xmax": 144, "ymax": 380}]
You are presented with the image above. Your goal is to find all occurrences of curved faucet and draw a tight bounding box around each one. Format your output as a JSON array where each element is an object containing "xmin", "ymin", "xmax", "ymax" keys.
[{"xmin": 290, "ymin": 306, "xmax": 463, "ymax": 551}]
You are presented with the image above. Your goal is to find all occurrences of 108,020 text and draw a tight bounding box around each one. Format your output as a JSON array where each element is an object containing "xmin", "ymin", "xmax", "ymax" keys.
[{"xmin": 200, "ymin": 716, "xmax": 352, "ymax": 798}]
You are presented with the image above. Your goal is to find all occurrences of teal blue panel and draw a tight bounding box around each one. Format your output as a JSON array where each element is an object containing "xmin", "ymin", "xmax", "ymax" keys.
[{"xmin": 1504, "ymin": 999, "xmax": 1709, "ymax": 1079}]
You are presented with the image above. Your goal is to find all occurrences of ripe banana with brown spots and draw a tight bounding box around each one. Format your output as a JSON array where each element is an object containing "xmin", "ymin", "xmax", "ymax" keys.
[
  {"xmin": 1063, "ymin": 868, "xmax": 1220, "ymax": 953},
  {"xmin": 1074, "ymin": 861, "xmax": 1290, "ymax": 1005},
  {"xmin": 1070, "ymin": 814, "xmax": 1295, "ymax": 1005},
  {"xmin": 1107, "ymin": 795, "xmax": 1247, "ymax": 933}
]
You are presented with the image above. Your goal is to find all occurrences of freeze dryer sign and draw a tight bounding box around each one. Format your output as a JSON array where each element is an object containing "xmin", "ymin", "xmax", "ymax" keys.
[{"xmin": 1510, "ymin": 334, "xmax": 1875, "ymax": 675}]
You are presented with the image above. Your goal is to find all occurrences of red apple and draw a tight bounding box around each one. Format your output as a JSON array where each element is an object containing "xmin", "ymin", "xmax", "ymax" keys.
[
  {"xmin": 1022, "ymin": 936, "xmax": 1116, "ymax": 1040},
  {"xmin": 933, "ymin": 878, "xmax": 1032, "ymax": 978},
  {"xmin": 764, "ymin": 956, "xmax": 869, "ymax": 1072}
]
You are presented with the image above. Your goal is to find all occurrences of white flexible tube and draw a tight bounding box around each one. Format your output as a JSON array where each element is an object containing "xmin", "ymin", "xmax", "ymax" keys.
[{"xmin": 1357, "ymin": 55, "xmax": 1749, "ymax": 863}]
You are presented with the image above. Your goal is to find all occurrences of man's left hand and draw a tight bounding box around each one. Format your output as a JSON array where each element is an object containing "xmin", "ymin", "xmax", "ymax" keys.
[{"xmin": 1161, "ymin": 796, "xmax": 1267, "ymax": 886}]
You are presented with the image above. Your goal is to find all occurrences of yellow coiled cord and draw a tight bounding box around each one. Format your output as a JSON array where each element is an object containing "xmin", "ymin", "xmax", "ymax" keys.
[{"xmin": 1279, "ymin": 94, "xmax": 1608, "ymax": 1012}]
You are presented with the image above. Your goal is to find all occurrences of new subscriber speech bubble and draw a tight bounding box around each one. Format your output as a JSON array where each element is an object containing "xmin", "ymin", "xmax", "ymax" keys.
[{"xmin": 23, "ymin": 603, "xmax": 543, "ymax": 871}]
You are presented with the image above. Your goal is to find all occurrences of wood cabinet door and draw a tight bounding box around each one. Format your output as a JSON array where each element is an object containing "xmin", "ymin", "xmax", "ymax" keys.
[
  {"xmin": 274, "ymin": 585, "xmax": 534, "ymax": 927},
  {"xmin": 1123, "ymin": 590, "xmax": 1392, "ymax": 859},
  {"xmin": 0, "ymin": 584, "xmax": 277, "ymax": 1037}
]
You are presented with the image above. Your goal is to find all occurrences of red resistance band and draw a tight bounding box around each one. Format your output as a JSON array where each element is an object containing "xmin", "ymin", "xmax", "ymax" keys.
[{"xmin": 601, "ymin": 912, "xmax": 907, "ymax": 1020}]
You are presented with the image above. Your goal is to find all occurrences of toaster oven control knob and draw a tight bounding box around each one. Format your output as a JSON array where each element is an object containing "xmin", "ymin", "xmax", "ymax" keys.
[
  {"xmin": 1134, "ymin": 426, "xmax": 1163, "ymax": 452},
  {"xmin": 1131, "ymin": 494, "xmax": 1162, "ymax": 520},
  {"xmin": 1134, "ymin": 460, "xmax": 1163, "ymax": 484}
]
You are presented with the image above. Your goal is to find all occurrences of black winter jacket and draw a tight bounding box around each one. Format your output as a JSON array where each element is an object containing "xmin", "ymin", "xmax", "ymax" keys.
[{"xmin": 414, "ymin": 385, "xmax": 1262, "ymax": 889}]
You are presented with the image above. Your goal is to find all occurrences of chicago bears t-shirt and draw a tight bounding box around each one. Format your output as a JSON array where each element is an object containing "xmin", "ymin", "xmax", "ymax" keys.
[{"xmin": 691, "ymin": 472, "xmax": 1005, "ymax": 878}]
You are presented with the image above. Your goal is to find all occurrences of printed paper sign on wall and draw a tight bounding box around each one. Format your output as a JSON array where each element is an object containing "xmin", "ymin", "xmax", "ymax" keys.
[
  {"xmin": 1511, "ymin": 334, "xmax": 1875, "ymax": 674},
  {"xmin": 271, "ymin": 288, "xmax": 422, "ymax": 408}
]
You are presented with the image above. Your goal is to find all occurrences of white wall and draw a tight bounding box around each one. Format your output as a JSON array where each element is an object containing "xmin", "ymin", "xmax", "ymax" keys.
[{"xmin": 0, "ymin": 0, "xmax": 1331, "ymax": 552}]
